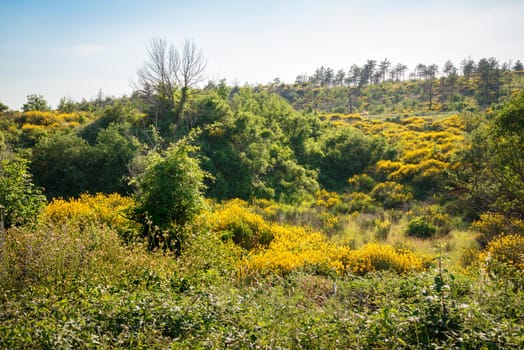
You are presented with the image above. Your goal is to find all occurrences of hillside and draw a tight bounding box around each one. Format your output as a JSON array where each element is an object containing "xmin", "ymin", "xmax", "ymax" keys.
[
  {"xmin": 1, "ymin": 58, "xmax": 524, "ymax": 348},
  {"xmin": 268, "ymin": 63, "xmax": 524, "ymax": 115}
]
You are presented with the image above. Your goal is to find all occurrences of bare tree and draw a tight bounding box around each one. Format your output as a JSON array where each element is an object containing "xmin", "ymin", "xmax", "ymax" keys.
[
  {"xmin": 136, "ymin": 38, "xmax": 206, "ymax": 126},
  {"xmin": 174, "ymin": 39, "xmax": 206, "ymax": 123},
  {"xmin": 137, "ymin": 38, "xmax": 176, "ymax": 108}
]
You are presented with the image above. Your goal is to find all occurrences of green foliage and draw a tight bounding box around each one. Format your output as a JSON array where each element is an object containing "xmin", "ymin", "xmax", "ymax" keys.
[
  {"xmin": 31, "ymin": 131, "xmax": 93, "ymax": 198},
  {"xmin": 2, "ymin": 257, "xmax": 522, "ymax": 349},
  {"xmin": 488, "ymin": 90, "xmax": 524, "ymax": 217},
  {"xmin": 407, "ymin": 217, "xmax": 437, "ymax": 238},
  {"xmin": 346, "ymin": 192, "xmax": 378, "ymax": 213},
  {"xmin": 455, "ymin": 91, "xmax": 524, "ymax": 232},
  {"xmin": 314, "ymin": 125, "xmax": 385, "ymax": 191},
  {"xmin": 191, "ymin": 90, "xmax": 232, "ymax": 127},
  {"xmin": 57, "ymin": 96, "xmax": 77, "ymax": 113},
  {"xmin": 22, "ymin": 94, "xmax": 50, "ymax": 112},
  {"xmin": 370, "ymin": 181, "xmax": 412, "ymax": 209},
  {"xmin": 196, "ymin": 89, "xmax": 319, "ymax": 202},
  {"xmin": 31, "ymin": 125, "xmax": 139, "ymax": 198},
  {"xmin": 472, "ymin": 212, "xmax": 524, "ymax": 247},
  {"xmin": 91, "ymin": 123, "xmax": 141, "ymax": 194},
  {"xmin": 131, "ymin": 139, "xmax": 206, "ymax": 251},
  {"xmin": 0, "ymin": 156, "xmax": 46, "ymax": 227},
  {"xmin": 0, "ymin": 101, "xmax": 8, "ymax": 113},
  {"xmin": 80, "ymin": 102, "xmax": 143, "ymax": 142},
  {"xmin": 0, "ymin": 131, "xmax": 7, "ymax": 155},
  {"xmin": 480, "ymin": 234, "xmax": 524, "ymax": 288},
  {"xmin": 204, "ymin": 199, "xmax": 274, "ymax": 250},
  {"xmin": 347, "ymin": 173, "xmax": 376, "ymax": 192}
]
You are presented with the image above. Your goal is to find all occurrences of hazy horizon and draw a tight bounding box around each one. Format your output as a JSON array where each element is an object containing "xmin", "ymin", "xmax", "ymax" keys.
[{"xmin": 1, "ymin": 0, "xmax": 523, "ymax": 110}]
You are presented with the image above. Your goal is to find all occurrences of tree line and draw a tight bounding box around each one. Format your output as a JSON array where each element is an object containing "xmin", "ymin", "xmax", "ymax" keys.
[{"xmin": 294, "ymin": 57, "xmax": 523, "ymax": 88}]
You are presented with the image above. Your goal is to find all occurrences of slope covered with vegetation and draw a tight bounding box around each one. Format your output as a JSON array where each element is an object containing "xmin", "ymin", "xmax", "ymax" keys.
[{"xmin": 0, "ymin": 44, "xmax": 523, "ymax": 348}]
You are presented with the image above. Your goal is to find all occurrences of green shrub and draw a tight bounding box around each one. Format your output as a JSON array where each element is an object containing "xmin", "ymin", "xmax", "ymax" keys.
[
  {"xmin": 0, "ymin": 156, "xmax": 45, "ymax": 228},
  {"xmin": 406, "ymin": 217, "xmax": 437, "ymax": 238},
  {"xmin": 204, "ymin": 199, "xmax": 274, "ymax": 250},
  {"xmin": 131, "ymin": 139, "xmax": 206, "ymax": 252},
  {"xmin": 347, "ymin": 173, "xmax": 376, "ymax": 193},
  {"xmin": 347, "ymin": 192, "xmax": 377, "ymax": 213},
  {"xmin": 370, "ymin": 181, "xmax": 412, "ymax": 209}
]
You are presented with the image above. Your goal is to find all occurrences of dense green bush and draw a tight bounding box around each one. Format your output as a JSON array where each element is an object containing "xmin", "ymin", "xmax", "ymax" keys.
[
  {"xmin": 406, "ymin": 217, "xmax": 437, "ymax": 238},
  {"xmin": 195, "ymin": 89, "xmax": 321, "ymax": 202},
  {"xmin": 31, "ymin": 126, "xmax": 139, "ymax": 198},
  {"xmin": 370, "ymin": 181, "xmax": 412, "ymax": 209},
  {"xmin": 314, "ymin": 126, "xmax": 385, "ymax": 191},
  {"xmin": 0, "ymin": 156, "xmax": 45, "ymax": 227},
  {"xmin": 131, "ymin": 139, "xmax": 206, "ymax": 252}
]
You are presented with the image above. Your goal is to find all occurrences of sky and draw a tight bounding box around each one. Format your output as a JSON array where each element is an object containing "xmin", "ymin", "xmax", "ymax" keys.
[{"xmin": 1, "ymin": 0, "xmax": 523, "ymax": 110}]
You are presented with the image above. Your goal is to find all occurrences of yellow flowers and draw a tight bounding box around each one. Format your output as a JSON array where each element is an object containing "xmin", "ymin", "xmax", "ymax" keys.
[
  {"xmin": 198, "ymin": 199, "xmax": 430, "ymax": 278},
  {"xmin": 479, "ymin": 234, "xmax": 524, "ymax": 274},
  {"xmin": 321, "ymin": 113, "xmax": 363, "ymax": 122},
  {"xmin": 315, "ymin": 189, "xmax": 342, "ymax": 209},
  {"xmin": 344, "ymin": 243, "xmax": 429, "ymax": 275},
  {"xmin": 202, "ymin": 199, "xmax": 273, "ymax": 250},
  {"xmin": 239, "ymin": 224, "xmax": 338, "ymax": 276},
  {"xmin": 43, "ymin": 193, "xmax": 134, "ymax": 230},
  {"xmin": 472, "ymin": 212, "xmax": 524, "ymax": 246},
  {"xmin": 12, "ymin": 110, "xmax": 94, "ymax": 130},
  {"xmin": 341, "ymin": 114, "xmax": 465, "ymax": 187},
  {"xmin": 239, "ymin": 222, "xmax": 430, "ymax": 278}
]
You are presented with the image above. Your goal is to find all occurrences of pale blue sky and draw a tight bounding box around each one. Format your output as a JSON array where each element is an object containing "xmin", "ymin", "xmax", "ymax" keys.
[{"xmin": 1, "ymin": 0, "xmax": 523, "ymax": 109}]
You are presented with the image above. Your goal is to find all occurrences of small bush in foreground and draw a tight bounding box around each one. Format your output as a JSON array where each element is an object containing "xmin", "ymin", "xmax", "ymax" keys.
[
  {"xmin": 0, "ymin": 156, "xmax": 46, "ymax": 228},
  {"xmin": 131, "ymin": 140, "xmax": 206, "ymax": 252}
]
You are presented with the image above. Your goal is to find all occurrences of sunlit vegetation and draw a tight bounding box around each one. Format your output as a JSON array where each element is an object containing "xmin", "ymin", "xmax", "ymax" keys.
[
  {"xmin": 274, "ymin": 57, "xmax": 524, "ymax": 114},
  {"xmin": 0, "ymin": 50, "xmax": 523, "ymax": 347}
]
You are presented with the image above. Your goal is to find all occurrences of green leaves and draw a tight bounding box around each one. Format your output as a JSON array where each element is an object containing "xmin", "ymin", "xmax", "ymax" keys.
[
  {"xmin": 314, "ymin": 125, "xmax": 385, "ymax": 191},
  {"xmin": 0, "ymin": 156, "xmax": 45, "ymax": 227},
  {"xmin": 197, "ymin": 88, "xmax": 320, "ymax": 202},
  {"xmin": 22, "ymin": 94, "xmax": 50, "ymax": 112},
  {"xmin": 31, "ymin": 124, "xmax": 139, "ymax": 198},
  {"xmin": 131, "ymin": 139, "xmax": 206, "ymax": 251},
  {"xmin": 475, "ymin": 91, "xmax": 524, "ymax": 218}
]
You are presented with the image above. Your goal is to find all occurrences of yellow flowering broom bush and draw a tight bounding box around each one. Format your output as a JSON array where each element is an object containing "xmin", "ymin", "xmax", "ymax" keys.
[
  {"xmin": 342, "ymin": 243, "xmax": 430, "ymax": 275},
  {"xmin": 239, "ymin": 222, "xmax": 431, "ymax": 278},
  {"xmin": 203, "ymin": 199, "xmax": 274, "ymax": 250},
  {"xmin": 479, "ymin": 234, "xmax": 524, "ymax": 278},
  {"xmin": 472, "ymin": 212, "xmax": 524, "ymax": 246},
  {"xmin": 13, "ymin": 110, "xmax": 90, "ymax": 129},
  {"xmin": 239, "ymin": 224, "xmax": 343, "ymax": 276},
  {"xmin": 42, "ymin": 193, "xmax": 137, "ymax": 237}
]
